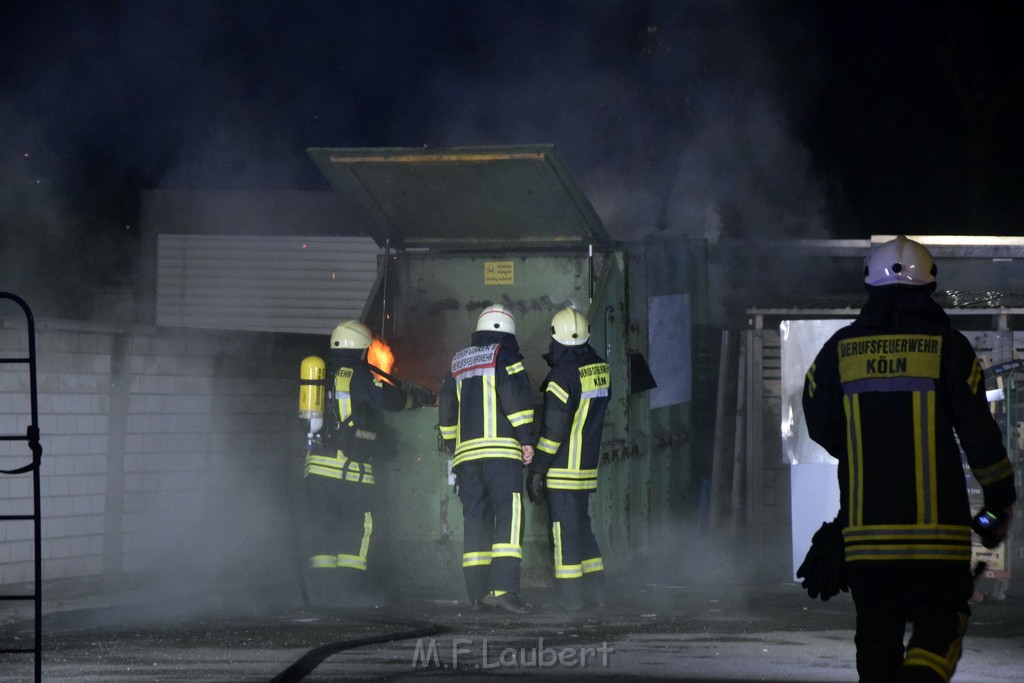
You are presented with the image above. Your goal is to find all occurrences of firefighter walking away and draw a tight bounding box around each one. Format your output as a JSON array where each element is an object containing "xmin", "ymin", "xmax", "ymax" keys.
[{"xmin": 801, "ymin": 236, "xmax": 1017, "ymax": 682}]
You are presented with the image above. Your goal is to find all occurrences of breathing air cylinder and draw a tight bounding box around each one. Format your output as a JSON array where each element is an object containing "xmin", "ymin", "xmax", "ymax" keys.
[{"xmin": 299, "ymin": 355, "xmax": 326, "ymax": 420}]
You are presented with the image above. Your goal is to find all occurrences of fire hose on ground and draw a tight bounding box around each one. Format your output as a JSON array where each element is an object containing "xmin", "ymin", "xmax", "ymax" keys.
[{"xmin": 269, "ymin": 612, "xmax": 449, "ymax": 683}]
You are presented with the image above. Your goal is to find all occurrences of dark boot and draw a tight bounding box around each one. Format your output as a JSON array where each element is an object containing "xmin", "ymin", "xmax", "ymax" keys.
[
  {"xmin": 583, "ymin": 571, "xmax": 606, "ymax": 609},
  {"xmin": 557, "ymin": 580, "xmax": 588, "ymax": 612},
  {"xmin": 307, "ymin": 569, "xmax": 331, "ymax": 607},
  {"xmin": 481, "ymin": 592, "xmax": 532, "ymax": 615},
  {"xmin": 469, "ymin": 598, "xmax": 493, "ymax": 612}
]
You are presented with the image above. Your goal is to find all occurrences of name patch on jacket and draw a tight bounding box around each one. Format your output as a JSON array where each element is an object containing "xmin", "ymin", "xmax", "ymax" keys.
[
  {"xmin": 838, "ymin": 334, "xmax": 942, "ymax": 382},
  {"xmin": 579, "ymin": 362, "xmax": 610, "ymax": 398},
  {"xmin": 451, "ymin": 344, "xmax": 500, "ymax": 381}
]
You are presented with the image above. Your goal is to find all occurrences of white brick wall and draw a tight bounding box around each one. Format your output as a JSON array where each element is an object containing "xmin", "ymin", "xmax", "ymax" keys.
[{"xmin": 0, "ymin": 316, "xmax": 314, "ymax": 591}]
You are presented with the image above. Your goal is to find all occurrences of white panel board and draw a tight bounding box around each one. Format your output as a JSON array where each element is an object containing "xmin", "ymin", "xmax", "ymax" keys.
[
  {"xmin": 780, "ymin": 319, "xmax": 850, "ymax": 580},
  {"xmin": 648, "ymin": 293, "xmax": 691, "ymax": 409},
  {"xmin": 780, "ymin": 319, "xmax": 851, "ymax": 465},
  {"xmin": 790, "ymin": 463, "xmax": 841, "ymax": 580}
]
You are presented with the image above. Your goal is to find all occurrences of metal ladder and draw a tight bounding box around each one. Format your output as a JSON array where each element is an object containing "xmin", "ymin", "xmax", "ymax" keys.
[{"xmin": 0, "ymin": 292, "xmax": 43, "ymax": 682}]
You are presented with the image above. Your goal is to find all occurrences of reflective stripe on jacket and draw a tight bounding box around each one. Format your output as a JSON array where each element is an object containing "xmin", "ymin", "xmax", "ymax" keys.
[
  {"xmin": 438, "ymin": 332, "xmax": 535, "ymax": 467},
  {"xmin": 802, "ymin": 289, "xmax": 1016, "ymax": 567},
  {"xmin": 535, "ymin": 343, "xmax": 610, "ymax": 491}
]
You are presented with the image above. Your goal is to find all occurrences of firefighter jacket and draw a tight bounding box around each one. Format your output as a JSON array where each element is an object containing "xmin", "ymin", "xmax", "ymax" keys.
[
  {"xmin": 438, "ymin": 330, "xmax": 535, "ymax": 467},
  {"xmin": 802, "ymin": 286, "xmax": 1017, "ymax": 568},
  {"xmin": 533, "ymin": 341, "xmax": 611, "ymax": 491},
  {"xmin": 305, "ymin": 348, "xmax": 417, "ymax": 484}
]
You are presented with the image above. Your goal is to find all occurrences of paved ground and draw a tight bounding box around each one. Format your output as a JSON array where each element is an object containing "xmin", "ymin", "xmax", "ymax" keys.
[{"xmin": 3, "ymin": 579, "xmax": 1024, "ymax": 682}]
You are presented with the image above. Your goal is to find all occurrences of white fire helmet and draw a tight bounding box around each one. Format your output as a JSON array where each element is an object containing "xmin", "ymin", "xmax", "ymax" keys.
[
  {"xmin": 476, "ymin": 304, "xmax": 516, "ymax": 335},
  {"xmin": 330, "ymin": 320, "xmax": 373, "ymax": 349},
  {"xmin": 864, "ymin": 235, "xmax": 936, "ymax": 287},
  {"xmin": 551, "ymin": 307, "xmax": 589, "ymax": 346}
]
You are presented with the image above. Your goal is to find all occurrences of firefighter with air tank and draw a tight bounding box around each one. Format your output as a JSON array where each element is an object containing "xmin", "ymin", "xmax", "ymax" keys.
[{"xmin": 298, "ymin": 320, "xmax": 435, "ymax": 609}]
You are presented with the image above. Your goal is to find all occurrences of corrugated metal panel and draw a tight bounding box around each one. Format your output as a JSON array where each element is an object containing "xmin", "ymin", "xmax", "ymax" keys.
[{"xmin": 156, "ymin": 235, "xmax": 380, "ymax": 334}]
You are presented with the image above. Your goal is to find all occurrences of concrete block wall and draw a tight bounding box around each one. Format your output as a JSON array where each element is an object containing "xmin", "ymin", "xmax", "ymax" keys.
[{"xmin": 0, "ymin": 315, "xmax": 318, "ymax": 593}]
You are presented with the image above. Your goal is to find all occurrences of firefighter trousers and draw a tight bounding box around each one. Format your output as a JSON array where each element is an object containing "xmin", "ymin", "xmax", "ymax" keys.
[
  {"xmin": 547, "ymin": 489, "xmax": 604, "ymax": 601},
  {"xmin": 305, "ymin": 474, "xmax": 374, "ymax": 596},
  {"xmin": 848, "ymin": 565, "xmax": 973, "ymax": 682},
  {"xmin": 455, "ymin": 458, "xmax": 525, "ymax": 600}
]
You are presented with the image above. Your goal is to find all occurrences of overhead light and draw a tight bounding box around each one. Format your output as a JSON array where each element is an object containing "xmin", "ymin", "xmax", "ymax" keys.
[{"xmin": 872, "ymin": 235, "xmax": 1024, "ymax": 247}]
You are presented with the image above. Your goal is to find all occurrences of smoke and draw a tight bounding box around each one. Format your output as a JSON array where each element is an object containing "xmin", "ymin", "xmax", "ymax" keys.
[
  {"xmin": 91, "ymin": 338, "xmax": 309, "ymax": 624},
  {"xmin": 2, "ymin": 0, "xmax": 834, "ymax": 613},
  {"xmin": 0, "ymin": 101, "xmax": 93, "ymax": 316},
  {"xmin": 1, "ymin": 1, "xmax": 837, "ymax": 321},
  {"xmin": 418, "ymin": 1, "xmax": 830, "ymax": 242},
  {"xmin": 640, "ymin": 520, "xmax": 763, "ymax": 590}
]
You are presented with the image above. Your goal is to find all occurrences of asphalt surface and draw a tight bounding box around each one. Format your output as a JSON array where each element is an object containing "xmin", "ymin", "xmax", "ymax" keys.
[{"xmin": 3, "ymin": 579, "xmax": 1024, "ymax": 682}]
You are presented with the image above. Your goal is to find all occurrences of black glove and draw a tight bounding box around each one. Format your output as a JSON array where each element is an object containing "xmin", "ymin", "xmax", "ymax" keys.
[
  {"xmin": 972, "ymin": 507, "xmax": 1012, "ymax": 549},
  {"xmin": 403, "ymin": 382, "xmax": 437, "ymax": 408},
  {"xmin": 525, "ymin": 469, "xmax": 546, "ymax": 504},
  {"xmin": 796, "ymin": 517, "xmax": 848, "ymax": 601},
  {"xmin": 436, "ymin": 427, "xmax": 454, "ymax": 455}
]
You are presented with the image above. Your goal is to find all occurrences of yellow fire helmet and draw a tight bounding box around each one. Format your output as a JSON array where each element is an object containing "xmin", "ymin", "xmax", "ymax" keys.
[
  {"xmin": 330, "ymin": 320, "xmax": 373, "ymax": 349},
  {"xmin": 550, "ymin": 307, "xmax": 589, "ymax": 346}
]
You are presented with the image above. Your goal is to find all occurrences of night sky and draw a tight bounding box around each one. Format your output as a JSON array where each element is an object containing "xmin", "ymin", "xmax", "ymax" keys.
[{"xmin": 2, "ymin": 1, "xmax": 1023, "ymax": 309}]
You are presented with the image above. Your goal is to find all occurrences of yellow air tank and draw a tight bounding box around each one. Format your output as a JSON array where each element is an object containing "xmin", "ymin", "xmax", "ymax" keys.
[{"xmin": 298, "ymin": 355, "xmax": 325, "ymax": 420}]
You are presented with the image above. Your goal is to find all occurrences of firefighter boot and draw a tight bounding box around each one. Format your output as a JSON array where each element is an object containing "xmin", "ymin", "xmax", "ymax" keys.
[
  {"xmin": 307, "ymin": 569, "xmax": 332, "ymax": 608},
  {"xmin": 557, "ymin": 579, "xmax": 588, "ymax": 613},
  {"xmin": 583, "ymin": 571, "xmax": 606, "ymax": 610},
  {"xmin": 481, "ymin": 591, "xmax": 532, "ymax": 615},
  {"xmin": 333, "ymin": 571, "xmax": 386, "ymax": 609},
  {"xmin": 469, "ymin": 598, "xmax": 493, "ymax": 612}
]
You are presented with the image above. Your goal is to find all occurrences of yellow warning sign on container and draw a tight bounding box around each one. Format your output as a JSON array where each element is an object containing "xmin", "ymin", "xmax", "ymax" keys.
[{"xmin": 484, "ymin": 261, "xmax": 515, "ymax": 285}]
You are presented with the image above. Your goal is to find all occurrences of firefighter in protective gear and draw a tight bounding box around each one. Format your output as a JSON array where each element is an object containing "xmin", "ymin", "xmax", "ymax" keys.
[
  {"xmin": 438, "ymin": 304, "xmax": 536, "ymax": 614},
  {"xmin": 802, "ymin": 236, "xmax": 1016, "ymax": 682},
  {"xmin": 526, "ymin": 307, "xmax": 611, "ymax": 611},
  {"xmin": 302, "ymin": 320, "xmax": 435, "ymax": 608}
]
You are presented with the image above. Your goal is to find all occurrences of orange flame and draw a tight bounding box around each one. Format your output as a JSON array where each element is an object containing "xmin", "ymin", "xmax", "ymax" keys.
[{"xmin": 367, "ymin": 338, "xmax": 395, "ymax": 384}]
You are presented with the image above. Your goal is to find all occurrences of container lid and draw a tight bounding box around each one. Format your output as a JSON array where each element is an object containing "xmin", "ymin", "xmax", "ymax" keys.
[{"xmin": 307, "ymin": 144, "xmax": 611, "ymax": 250}]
